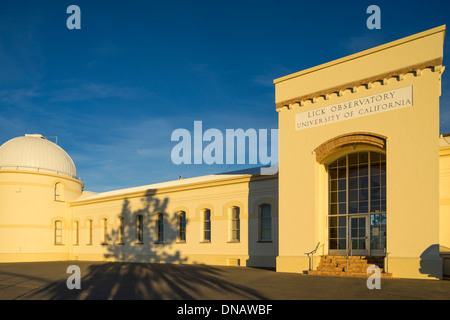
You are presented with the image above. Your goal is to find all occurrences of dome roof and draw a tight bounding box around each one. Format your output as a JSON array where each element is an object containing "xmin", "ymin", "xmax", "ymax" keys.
[{"xmin": 0, "ymin": 134, "xmax": 78, "ymax": 179}]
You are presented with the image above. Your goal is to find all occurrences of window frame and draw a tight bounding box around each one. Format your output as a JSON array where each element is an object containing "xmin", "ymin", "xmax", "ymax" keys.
[
  {"xmin": 229, "ymin": 206, "xmax": 240, "ymax": 242},
  {"xmin": 54, "ymin": 182, "xmax": 65, "ymax": 202},
  {"xmin": 259, "ymin": 204, "xmax": 272, "ymax": 242},
  {"xmin": 327, "ymin": 151, "xmax": 387, "ymax": 254},
  {"xmin": 101, "ymin": 218, "xmax": 108, "ymax": 245},
  {"xmin": 87, "ymin": 219, "xmax": 93, "ymax": 245},
  {"xmin": 73, "ymin": 220, "xmax": 79, "ymax": 245},
  {"xmin": 177, "ymin": 211, "xmax": 187, "ymax": 243},
  {"xmin": 203, "ymin": 209, "xmax": 211, "ymax": 242},
  {"xmin": 135, "ymin": 215, "xmax": 144, "ymax": 244},
  {"xmin": 54, "ymin": 220, "xmax": 63, "ymax": 245},
  {"xmin": 117, "ymin": 216, "xmax": 124, "ymax": 245},
  {"xmin": 155, "ymin": 213, "xmax": 164, "ymax": 243}
]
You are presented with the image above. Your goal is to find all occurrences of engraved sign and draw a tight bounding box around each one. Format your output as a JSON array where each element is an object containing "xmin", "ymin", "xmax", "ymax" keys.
[{"xmin": 296, "ymin": 86, "xmax": 413, "ymax": 130}]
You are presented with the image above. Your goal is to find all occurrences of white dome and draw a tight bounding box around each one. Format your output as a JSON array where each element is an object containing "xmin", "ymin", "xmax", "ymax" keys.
[{"xmin": 0, "ymin": 134, "xmax": 78, "ymax": 179}]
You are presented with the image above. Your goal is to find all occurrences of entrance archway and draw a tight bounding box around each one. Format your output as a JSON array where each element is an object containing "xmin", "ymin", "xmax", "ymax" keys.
[{"xmin": 327, "ymin": 151, "xmax": 387, "ymax": 256}]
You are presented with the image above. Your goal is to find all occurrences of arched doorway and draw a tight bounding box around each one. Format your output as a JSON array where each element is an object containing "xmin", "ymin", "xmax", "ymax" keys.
[{"xmin": 327, "ymin": 151, "xmax": 386, "ymax": 256}]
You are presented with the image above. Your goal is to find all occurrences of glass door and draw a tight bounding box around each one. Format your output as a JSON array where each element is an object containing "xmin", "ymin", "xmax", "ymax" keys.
[{"xmin": 349, "ymin": 216, "xmax": 369, "ymax": 256}]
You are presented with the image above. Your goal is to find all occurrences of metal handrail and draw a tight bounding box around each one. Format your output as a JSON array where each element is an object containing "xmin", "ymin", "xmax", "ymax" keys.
[{"xmin": 305, "ymin": 242, "xmax": 321, "ymax": 271}]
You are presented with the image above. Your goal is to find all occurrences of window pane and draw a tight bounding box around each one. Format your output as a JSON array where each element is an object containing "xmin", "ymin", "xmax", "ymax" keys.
[
  {"xmin": 204, "ymin": 210, "xmax": 210, "ymax": 221},
  {"xmin": 330, "ymin": 180, "xmax": 337, "ymax": 191},
  {"xmin": 338, "ymin": 157, "xmax": 346, "ymax": 167},
  {"xmin": 349, "ymin": 201, "xmax": 358, "ymax": 214},
  {"xmin": 330, "ymin": 239, "xmax": 337, "ymax": 249},
  {"xmin": 338, "ymin": 227, "xmax": 346, "ymax": 238},
  {"xmin": 330, "ymin": 192, "xmax": 338, "ymax": 203},
  {"xmin": 329, "ymin": 216, "xmax": 337, "ymax": 228},
  {"xmin": 157, "ymin": 214, "xmax": 164, "ymax": 242},
  {"xmin": 330, "ymin": 204, "xmax": 338, "ymax": 215},
  {"xmin": 260, "ymin": 205, "xmax": 271, "ymax": 240},
  {"xmin": 329, "ymin": 228, "xmax": 337, "ymax": 238},
  {"xmin": 349, "ymin": 178, "xmax": 358, "ymax": 190},
  {"xmin": 338, "ymin": 168, "xmax": 346, "ymax": 179},
  {"xmin": 380, "ymin": 174, "xmax": 386, "ymax": 187},
  {"xmin": 359, "ymin": 201, "xmax": 368, "ymax": 213},
  {"xmin": 370, "ymin": 152, "xmax": 380, "ymax": 163},
  {"xmin": 371, "ymin": 187, "xmax": 380, "ymax": 200},
  {"xmin": 359, "ymin": 152, "xmax": 368, "ymax": 164},
  {"xmin": 371, "ymin": 175, "xmax": 381, "ymax": 188},
  {"xmin": 348, "ymin": 154, "xmax": 358, "ymax": 166},
  {"xmin": 232, "ymin": 207, "xmax": 240, "ymax": 219},
  {"xmin": 338, "ymin": 178, "xmax": 346, "ymax": 190},
  {"xmin": 179, "ymin": 212, "xmax": 186, "ymax": 241},
  {"xmin": 261, "ymin": 205, "xmax": 270, "ymax": 218},
  {"xmin": 339, "ymin": 216, "xmax": 346, "ymax": 227},
  {"xmin": 381, "ymin": 199, "xmax": 386, "ymax": 212},
  {"xmin": 371, "ymin": 200, "xmax": 381, "ymax": 212},
  {"xmin": 329, "ymin": 168, "xmax": 337, "ymax": 179},
  {"xmin": 359, "ymin": 164, "xmax": 369, "ymax": 176},
  {"xmin": 349, "ymin": 190, "xmax": 358, "ymax": 202},
  {"xmin": 359, "ymin": 177, "xmax": 368, "ymax": 188},
  {"xmin": 359, "ymin": 189, "xmax": 368, "ymax": 201},
  {"xmin": 261, "ymin": 229, "xmax": 271, "ymax": 240}
]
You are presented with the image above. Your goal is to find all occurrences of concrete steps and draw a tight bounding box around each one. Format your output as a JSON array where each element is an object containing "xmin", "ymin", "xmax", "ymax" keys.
[{"xmin": 307, "ymin": 255, "xmax": 393, "ymax": 278}]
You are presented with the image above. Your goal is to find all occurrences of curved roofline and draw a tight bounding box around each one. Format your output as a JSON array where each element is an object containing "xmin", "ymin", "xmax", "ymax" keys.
[
  {"xmin": 0, "ymin": 169, "xmax": 84, "ymax": 186},
  {"xmin": 0, "ymin": 134, "xmax": 78, "ymax": 180}
]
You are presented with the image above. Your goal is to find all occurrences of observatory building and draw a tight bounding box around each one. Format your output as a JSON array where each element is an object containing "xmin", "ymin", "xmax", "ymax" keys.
[{"xmin": 0, "ymin": 26, "xmax": 449, "ymax": 280}]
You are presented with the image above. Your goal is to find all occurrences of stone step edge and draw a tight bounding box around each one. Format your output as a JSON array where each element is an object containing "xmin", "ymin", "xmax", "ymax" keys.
[{"xmin": 307, "ymin": 270, "xmax": 393, "ymax": 278}]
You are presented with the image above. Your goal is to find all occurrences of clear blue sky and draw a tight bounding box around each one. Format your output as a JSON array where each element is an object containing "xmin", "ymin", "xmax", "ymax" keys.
[{"xmin": 0, "ymin": 0, "xmax": 449, "ymax": 192}]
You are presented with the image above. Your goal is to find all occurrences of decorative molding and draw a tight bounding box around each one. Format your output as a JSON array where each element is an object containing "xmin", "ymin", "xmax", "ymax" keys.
[
  {"xmin": 275, "ymin": 58, "xmax": 442, "ymax": 110},
  {"xmin": 314, "ymin": 132, "xmax": 387, "ymax": 163}
]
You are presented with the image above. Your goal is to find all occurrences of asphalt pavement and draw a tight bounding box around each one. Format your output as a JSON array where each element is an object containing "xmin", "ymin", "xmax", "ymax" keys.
[{"xmin": 0, "ymin": 261, "xmax": 449, "ymax": 300}]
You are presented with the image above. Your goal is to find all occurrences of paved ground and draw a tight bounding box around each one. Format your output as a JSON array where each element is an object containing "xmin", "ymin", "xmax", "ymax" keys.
[{"xmin": 0, "ymin": 261, "xmax": 449, "ymax": 300}]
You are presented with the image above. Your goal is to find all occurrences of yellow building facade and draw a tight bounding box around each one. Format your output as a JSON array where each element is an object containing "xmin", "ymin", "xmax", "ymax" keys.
[
  {"xmin": 0, "ymin": 136, "xmax": 279, "ymax": 268},
  {"xmin": 0, "ymin": 26, "xmax": 448, "ymax": 280},
  {"xmin": 275, "ymin": 25, "xmax": 447, "ymax": 280}
]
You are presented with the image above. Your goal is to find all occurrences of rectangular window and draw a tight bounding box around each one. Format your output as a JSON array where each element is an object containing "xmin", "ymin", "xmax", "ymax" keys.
[
  {"xmin": 204, "ymin": 209, "xmax": 211, "ymax": 242},
  {"xmin": 55, "ymin": 183, "xmax": 65, "ymax": 201},
  {"xmin": 88, "ymin": 220, "xmax": 93, "ymax": 245},
  {"xmin": 118, "ymin": 216, "xmax": 124, "ymax": 244},
  {"xmin": 73, "ymin": 221, "xmax": 79, "ymax": 245},
  {"xmin": 231, "ymin": 207, "xmax": 240, "ymax": 242},
  {"xmin": 102, "ymin": 218, "xmax": 108, "ymax": 244},
  {"xmin": 260, "ymin": 204, "xmax": 272, "ymax": 241},
  {"xmin": 178, "ymin": 212, "xmax": 186, "ymax": 242},
  {"xmin": 54, "ymin": 220, "xmax": 63, "ymax": 245},
  {"xmin": 156, "ymin": 213, "xmax": 164, "ymax": 242},
  {"xmin": 136, "ymin": 215, "xmax": 143, "ymax": 243}
]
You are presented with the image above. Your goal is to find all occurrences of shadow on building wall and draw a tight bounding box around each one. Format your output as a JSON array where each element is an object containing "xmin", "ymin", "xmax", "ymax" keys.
[
  {"xmin": 419, "ymin": 244, "xmax": 443, "ymax": 279},
  {"xmin": 104, "ymin": 193, "xmax": 184, "ymax": 264},
  {"xmin": 219, "ymin": 167, "xmax": 279, "ymax": 270},
  {"xmin": 20, "ymin": 190, "xmax": 267, "ymax": 299},
  {"xmin": 246, "ymin": 173, "xmax": 279, "ymax": 270}
]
